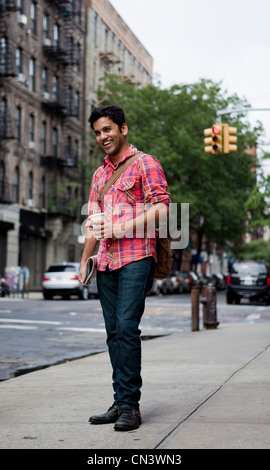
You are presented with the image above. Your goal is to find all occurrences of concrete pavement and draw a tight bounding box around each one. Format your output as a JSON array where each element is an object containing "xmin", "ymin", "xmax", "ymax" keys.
[{"xmin": 0, "ymin": 319, "xmax": 269, "ymax": 450}]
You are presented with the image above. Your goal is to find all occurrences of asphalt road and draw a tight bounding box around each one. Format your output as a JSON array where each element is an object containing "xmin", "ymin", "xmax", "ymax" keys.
[{"xmin": 0, "ymin": 291, "xmax": 269, "ymax": 381}]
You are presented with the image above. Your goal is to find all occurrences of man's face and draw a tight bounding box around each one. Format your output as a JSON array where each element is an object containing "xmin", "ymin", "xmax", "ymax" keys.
[{"xmin": 93, "ymin": 117, "xmax": 128, "ymax": 157}]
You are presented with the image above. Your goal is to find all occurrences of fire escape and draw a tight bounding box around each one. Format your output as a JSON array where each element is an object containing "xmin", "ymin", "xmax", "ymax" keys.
[
  {"xmin": 41, "ymin": 0, "xmax": 81, "ymax": 168},
  {"xmin": 41, "ymin": 0, "xmax": 82, "ymax": 217},
  {"xmin": 0, "ymin": 0, "xmax": 17, "ymax": 204},
  {"xmin": 99, "ymin": 51, "xmax": 120, "ymax": 69}
]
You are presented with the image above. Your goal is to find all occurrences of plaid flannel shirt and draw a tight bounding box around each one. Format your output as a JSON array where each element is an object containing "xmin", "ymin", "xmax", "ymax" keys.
[{"xmin": 86, "ymin": 145, "xmax": 171, "ymax": 271}]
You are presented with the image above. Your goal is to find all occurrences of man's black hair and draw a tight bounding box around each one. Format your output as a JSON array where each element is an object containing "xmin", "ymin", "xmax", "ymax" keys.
[{"xmin": 89, "ymin": 105, "xmax": 126, "ymax": 131}]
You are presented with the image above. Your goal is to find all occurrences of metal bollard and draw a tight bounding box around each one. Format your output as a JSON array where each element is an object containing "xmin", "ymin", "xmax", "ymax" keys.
[
  {"xmin": 201, "ymin": 286, "xmax": 208, "ymax": 326},
  {"xmin": 191, "ymin": 285, "xmax": 200, "ymax": 331},
  {"xmin": 201, "ymin": 284, "xmax": 219, "ymax": 329}
]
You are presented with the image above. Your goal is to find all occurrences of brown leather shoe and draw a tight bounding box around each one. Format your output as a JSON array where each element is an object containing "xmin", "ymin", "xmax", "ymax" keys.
[
  {"xmin": 89, "ymin": 404, "xmax": 119, "ymax": 424},
  {"xmin": 114, "ymin": 407, "xmax": 141, "ymax": 431}
]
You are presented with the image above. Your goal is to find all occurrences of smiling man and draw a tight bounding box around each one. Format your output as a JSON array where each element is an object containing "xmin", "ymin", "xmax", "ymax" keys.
[
  {"xmin": 79, "ymin": 105, "xmax": 170, "ymax": 432},
  {"xmin": 92, "ymin": 108, "xmax": 129, "ymax": 162}
]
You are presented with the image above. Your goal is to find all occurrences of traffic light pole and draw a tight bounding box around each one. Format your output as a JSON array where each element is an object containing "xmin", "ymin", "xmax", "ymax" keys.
[{"xmin": 217, "ymin": 108, "xmax": 270, "ymax": 121}]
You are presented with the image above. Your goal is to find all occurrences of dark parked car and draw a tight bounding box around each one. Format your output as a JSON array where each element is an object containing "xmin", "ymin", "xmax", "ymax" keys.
[
  {"xmin": 226, "ymin": 260, "xmax": 270, "ymax": 305},
  {"xmin": 211, "ymin": 273, "xmax": 226, "ymax": 290},
  {"xmin": 42, "ymin": 262, "xmax": 98, "ymax": 300}
]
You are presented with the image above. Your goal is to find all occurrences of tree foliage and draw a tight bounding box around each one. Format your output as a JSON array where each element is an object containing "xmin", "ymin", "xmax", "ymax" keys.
[
  {"xmin": 236, "ymin": 239, "xmax": 270, "ymax": 268},
  {"xmin": 245, "ymin": 164, "xmax": 270, "ymax": 229}
]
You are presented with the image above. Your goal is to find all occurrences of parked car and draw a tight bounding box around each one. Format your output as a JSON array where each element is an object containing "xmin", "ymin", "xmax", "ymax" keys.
[
  {"xmin": 148, "ymin": 271, "xmax": 201, "ymax": 296},
  {"xmin": 198, "ymin": 273, "xmax": 212, "ymax": 289},
  {"xmin": 226, "ymin": 260, "xmax": 270, "ymax": 305},
  {"xmin": 156, "ymin": 277, "xmax": 174, "ymax": 295},
  {"xmin": 179, "ymin": 271, "xmax": 200, "ymax": 292},
  {"xmin": 169, "ymin": 271, "xmax": 190, "ymax": 293},
  {"xmin": 42, "ymin": 262, "xmax": 97, "ymax": 300},
  {"xmin": 210, "ymin": 273, "xmax": 226, "ymax": 290}
]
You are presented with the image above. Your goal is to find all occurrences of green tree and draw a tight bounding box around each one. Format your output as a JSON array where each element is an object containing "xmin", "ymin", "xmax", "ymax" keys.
[
  {"xmin": 245, "ymin": 156, "xmax": 270, "ymax": 230},
  {"xmin": 236, "ymin": 239, "xmax": 270, "ymax": 268}
]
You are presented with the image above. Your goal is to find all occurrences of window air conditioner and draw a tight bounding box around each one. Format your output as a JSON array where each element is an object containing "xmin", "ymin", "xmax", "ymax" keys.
[
  {"xmin": 43, "ymin": 38, "xmax": 51, "ymax": 46},
  {"xmin": 42, "ymin": 91, "xmax": 50, "ymax": 100},
  {"xmin": 29, "ymin": 141, "xmax": 35, "ymax": 149},
  {"xmin": 18, "ymin": 14, "xmax": 28, "ymax": 26},
  {"xmin": 17, "ymin": 73, "xmax": 25, "ymax": 83},
  {"xmin": 26, "ymin": 199, "xmax": 34, "ymax": 208}
]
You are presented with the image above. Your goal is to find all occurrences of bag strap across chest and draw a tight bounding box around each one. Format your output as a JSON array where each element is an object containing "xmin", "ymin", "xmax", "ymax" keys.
[{"xmin": 101, "ymin": 151, "xmax": 143, "ymax": 204}]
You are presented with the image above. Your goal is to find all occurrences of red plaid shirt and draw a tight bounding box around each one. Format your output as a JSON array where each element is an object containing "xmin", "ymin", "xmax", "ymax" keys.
[{"xmin": 86, "ymin": 145, "xmax": 171, "ymax": 271}]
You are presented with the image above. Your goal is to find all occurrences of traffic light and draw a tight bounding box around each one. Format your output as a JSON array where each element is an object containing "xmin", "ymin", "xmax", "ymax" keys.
[
  {"xmin": 204, "ymin": 124, "xmax": 223, "ymax": 154},
  {"xmin": 223, "ymin": 124, "xmax": 237, "ymax": 153}
]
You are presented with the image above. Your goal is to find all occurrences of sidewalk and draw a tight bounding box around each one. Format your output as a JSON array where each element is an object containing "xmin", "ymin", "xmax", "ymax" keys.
[{"xmin": 0, "ymin": 321, "xmax": 269, "ymax": 449}]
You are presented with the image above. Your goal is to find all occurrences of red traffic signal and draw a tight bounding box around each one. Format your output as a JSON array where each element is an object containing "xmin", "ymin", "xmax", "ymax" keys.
[
  {"xmin": 204, "ymin": 124, "xmax": 223, "ymax": 154},
  {"xmin": 212, "ymin": 125, "xmax": 221, "ymax": 135}
]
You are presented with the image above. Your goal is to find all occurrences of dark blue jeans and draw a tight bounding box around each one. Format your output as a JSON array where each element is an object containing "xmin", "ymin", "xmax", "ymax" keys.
[{"xmin": 97, "ymin": 257, "xmax": 154, "ymax": 410}]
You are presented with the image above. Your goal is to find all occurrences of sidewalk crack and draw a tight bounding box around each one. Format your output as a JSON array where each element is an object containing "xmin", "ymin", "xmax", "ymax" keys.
[{"xmin": 153, "ymin": 342, "xmax": 270, "ymax": 449}]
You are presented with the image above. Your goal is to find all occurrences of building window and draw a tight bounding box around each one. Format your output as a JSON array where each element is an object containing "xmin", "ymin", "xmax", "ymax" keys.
[
  {"xmin": 77, "ymin": 0, "xmax": 82, "ymax": 23},
  {"xmin": 28, "ymin": 171, "xmax": 33, "ymax": 199},
  {"xmin": 94, "ymin": 15, "xmax": 98, "ymax": 48},
  {"xmin": 41, "ymin": 176, "xmax": 45, "ymax": 208},
  {"xmin": 0, "ymin": 98, "xmax": 7, "ymax": 138},
  {"xmin": 0, "ymin": 161, "xmax": 5, "ymax": 200},
  {"xmin": 67, "ymin": 86, "xmax": 72, "ymax": 114},
  {"xmin": 14, "ymin": 166, "xmax": 20, "ymax": 203},
  {"xmin": 69, "ymin": 36, "xmax": 74, "ymax": 64},
  {"xmin": 105, "ymin": 28, "xmax": 109, "ymax": 50},
  {"xmin": 15, "ymin": 48, "xmax": 22, "ymax": 75},
  {"xmin": 74, "ymin": 91, "xmax": 80, "ymax": 119},
  {"xmin": 0, "ymin": 37, "xmax": 7, "ymax": 75},
  {"xmin": 52, "ymin": 127, "xmax": 58, "ymax": 157},
  {"xmin": 53, "ymin": 24, "xmax": 60, "ymax": 47},
  {"xmin": 30, "ymin": 2, "xmax": 37, "ymax": 35},
  {"xmin": 52, "ymin": 75, "xmax": 59, "ymax": 102},
  {"xmin": 29, "ymin": 58, "xmax": 36, "ymax": 91},
  {"xmin": 42, "ymin": 67, "xmax": 48, "ymax": 94},
  {"xmin": 71, "ymin": 0, "xmax": 76, "ymax": 15},
  {"xmin": 43, "ymin": 14, "xmax": 49, "ymax": 43},
  {"xmin": 29, "ymin": 113, "xmax": 35, "ymax": 147},
  {"xmin": 17, "ymin": 0, "xmax": 24, "ymax": 14},
  {"xmin": 1, "ymin": 1, "xmax": 8, "ymax": 13},
  {"xmin": 16, "ymin": 106, "xmax": 21, "ymax": 142},
  {"xmin": 67, "ymin": 135, "xmax": 72, "ymax": 162},
  {"xmin": 41, "ymin": 121, "xmax": 47, "ymax": 154},
  {"xmin": 76, "ymin": 42, "xmax": 80, "ymax": 70},
  {"xmin": 75, "ymin": 139, "xmax": 79, "ymax": 166}
]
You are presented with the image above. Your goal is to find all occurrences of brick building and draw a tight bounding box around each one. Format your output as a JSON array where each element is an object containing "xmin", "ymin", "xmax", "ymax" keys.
[{"xmin": 0, "ymin": 0, "xmax": 153, "ymax": 289}]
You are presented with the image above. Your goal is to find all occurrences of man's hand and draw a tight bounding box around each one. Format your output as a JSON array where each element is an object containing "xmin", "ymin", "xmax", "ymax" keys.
[
  {"xmin": 78, "ymin": 264, "xmax": 85, "ymax": 285},
  {"xmin": 91, "ymin": 202, "xmax": 168, "ymax": 242},
  {"xmin": 93, "ymin": 220, "xmax": 126, "ymax": 240}
]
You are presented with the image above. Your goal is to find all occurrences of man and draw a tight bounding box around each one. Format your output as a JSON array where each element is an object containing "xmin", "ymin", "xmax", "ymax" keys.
[{"xmin": 79, "ymin": 105, "xmax": 170, "ymax": 431}]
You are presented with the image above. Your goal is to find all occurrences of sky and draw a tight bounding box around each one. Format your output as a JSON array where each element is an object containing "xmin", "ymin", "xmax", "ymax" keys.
[{"xmin": 109, "ymin": 0, "xmax": 270, "ymax": 176}]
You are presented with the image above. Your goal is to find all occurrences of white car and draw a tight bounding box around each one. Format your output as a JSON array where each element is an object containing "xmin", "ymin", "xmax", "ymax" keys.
[{"xmin": 42, "ymin": 262, "xmax": 98, "ymax": 300}]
